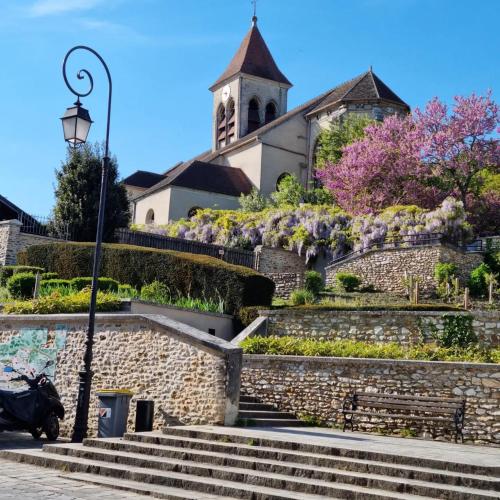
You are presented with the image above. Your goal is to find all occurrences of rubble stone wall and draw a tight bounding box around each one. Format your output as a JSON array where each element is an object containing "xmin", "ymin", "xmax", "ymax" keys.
[
  {"xmin": 0, "ymin": 219, "xmax": 64, "ymax": 266},
  {"xmin": 241, "ymin": 355, "xmax": 500, "ymax": 445},
  {"xmin": 261, "ymin": 309, "xmax": 500, "ymax": 347},
  {"xmin": 254, "ymin": 246, "xmax": 306, "ymax": 298},
  {"xmin": 0, "ymin": 314, "xmax": 242, "ymax": 437},
  {"xmin": 325, "ymin": 244, "xmax": 483, "ymax": 295}
]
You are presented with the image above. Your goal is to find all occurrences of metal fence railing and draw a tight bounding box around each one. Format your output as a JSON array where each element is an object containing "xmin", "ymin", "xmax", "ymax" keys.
[
  {"xmin": 327, "ymin": 232, "xmax": 481, "ymax": 267},
  {"xmin": 115, "ymin": 228, "xmax": 256, "ymax": 269},
  {"xmin": 18, "ymin": 213, "xmax": 72, "ymax": 241}
]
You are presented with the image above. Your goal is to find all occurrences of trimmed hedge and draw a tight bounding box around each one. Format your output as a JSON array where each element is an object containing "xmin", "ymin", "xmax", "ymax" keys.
[
  {"xmin": 6, "ymin": 273, "xmax": 36, "ymax": 299},
  {"xmin": 70, "ymin": 277, "xmax": 119, "ymax": 292},
  {"xmin": 0, "ymin": 266, "xmax": 44, "ymax": 286},
  {"xmin": 41, "ymin": 272, "xmax": 58, "ymax": 280},
  {"xmin": 18, "ymin": 242, "xmax": 274, "ymax": 314}
]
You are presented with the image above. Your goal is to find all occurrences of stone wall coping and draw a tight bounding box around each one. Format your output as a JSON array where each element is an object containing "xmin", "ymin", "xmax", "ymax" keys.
[
  {"xmin": 0, "ymin": 219, "xmax": 22, "ymax": 227},
  {"xmin": 231, "ymin": 316, "xmax": 268, "ymax": 345},
  {"xmin": 325, "ymin": 242, "xmax": 474, "ymax": 272},
  {"xmin": 0, "ymin": 313, "xmax": 242, "ymax": 359},
  {"xmin": 127, "ymin": 299, "xmax": 234, "ymax": 319},
  {"xmin": 243, "ymin": 354, "xmax": 500, "ymax": 370},
  {"xmin": 257, "ymin": 308, "xmax": 499, "ymax": 319}
]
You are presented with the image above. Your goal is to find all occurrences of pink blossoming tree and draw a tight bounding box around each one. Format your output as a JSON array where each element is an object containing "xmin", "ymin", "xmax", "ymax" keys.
[{"xmin": 318, "ymin": 92, "xmax": 500, "ymax": 217}]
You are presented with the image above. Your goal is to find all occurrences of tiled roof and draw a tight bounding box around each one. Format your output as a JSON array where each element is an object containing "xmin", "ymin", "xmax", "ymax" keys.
[
  {"xmin": 135, "ymin": 161, "xmax": 253, "ymax": 200},
  {"xmin": 308, "ymin": 69, "xmax": 409, "ymax": 115},
  {"xmin": 210, "ymin": 22, "xmax": 291, "ymax": 90},
  {"xmin": 122, "ymin": 170, "xmax": 165, "ymax": 189}
]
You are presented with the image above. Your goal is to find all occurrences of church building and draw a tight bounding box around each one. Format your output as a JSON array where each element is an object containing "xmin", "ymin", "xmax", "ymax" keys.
[{"xmin": 125, "ymin": 16, "xmax": 409, "ymax": 225}]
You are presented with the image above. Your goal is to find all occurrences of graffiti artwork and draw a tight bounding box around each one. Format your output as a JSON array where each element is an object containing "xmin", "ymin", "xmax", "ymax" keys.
[{"xmin": 0, "ymin": 326, "xmax": 67, "ymax": 389}]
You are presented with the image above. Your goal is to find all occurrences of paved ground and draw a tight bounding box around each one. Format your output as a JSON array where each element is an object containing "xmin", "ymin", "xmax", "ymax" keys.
[{"xmin": 0, "ymin": 432, "xmax": 148, "ymax": 499}]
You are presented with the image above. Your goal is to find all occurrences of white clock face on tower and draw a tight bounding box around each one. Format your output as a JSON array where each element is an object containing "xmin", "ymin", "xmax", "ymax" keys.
[{"xmin": 221, "ymin": 85, "xmax": 231, "ymax": 103}]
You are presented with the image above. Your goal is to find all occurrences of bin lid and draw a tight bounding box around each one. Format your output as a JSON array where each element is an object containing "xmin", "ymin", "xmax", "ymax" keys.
[{"xmin": 96, "ymin": 389, "xmax": 134, "ymax": 396}]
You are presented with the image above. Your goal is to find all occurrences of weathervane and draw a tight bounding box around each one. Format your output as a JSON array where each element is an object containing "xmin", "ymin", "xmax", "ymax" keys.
[{"xmin": 252, "ymin": 0, "xmax": 257, "ymax": 25}]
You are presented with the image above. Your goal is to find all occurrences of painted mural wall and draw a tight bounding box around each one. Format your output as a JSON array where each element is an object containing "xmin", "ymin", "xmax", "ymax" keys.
[{"xmin": 0, "ymin": 327, "xmax": 67, "ymax": 389}]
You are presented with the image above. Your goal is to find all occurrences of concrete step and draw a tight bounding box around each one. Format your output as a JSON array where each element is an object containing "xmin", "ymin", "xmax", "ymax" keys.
[
  {"xmin": 157, "ymin": 428, "xmax": 500, "ymax": 476},
  {"xmin": 64, "ymin": 472, "xmax": 239, "ymax": 499},
  {"xmin": 3, "ymin": 448, "xmax": 419, "ymax": 500},
  {"xmin": 238, "ymin": 410, "xmax": 298, "ymax": 419},
  {"xmin": 239, "ymin": 402, "xmax": 276, "ymax": 411},
  {"xmin": 237, "ymin": 418, "xmax": 307, "ymax": 427},
  {"xmin": 38, "ymin": 443, "xmax": 499, "ymax": 499},
  {"xmin": 239, "ymin": 395, "xmax": 260, "ymax": 403},
  {"xmin": 83, "ymin": 437, "xmax": 500, "ymax": 492}
]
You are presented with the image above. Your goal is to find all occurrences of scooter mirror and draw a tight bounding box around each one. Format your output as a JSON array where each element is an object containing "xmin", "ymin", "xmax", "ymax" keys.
[{"xmin": 43, "ymin": 360, "xmax": 54, "ymax": 369}]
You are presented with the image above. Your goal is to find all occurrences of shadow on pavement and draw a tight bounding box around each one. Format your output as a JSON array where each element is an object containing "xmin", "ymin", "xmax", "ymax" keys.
[{"xmin": 0, "ymin": 431, "xmax": 52, "ymax": 450}]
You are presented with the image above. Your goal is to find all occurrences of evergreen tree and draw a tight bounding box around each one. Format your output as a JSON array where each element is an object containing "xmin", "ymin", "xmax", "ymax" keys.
[{"xmin": 52, "ymin": 143, "xmax": 130, "ymax": 242}]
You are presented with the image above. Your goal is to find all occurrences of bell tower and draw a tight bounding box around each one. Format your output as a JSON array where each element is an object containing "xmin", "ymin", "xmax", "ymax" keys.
[{"xmin": 209, "ymin": 16, "xmax": 292, "ymax": 151}]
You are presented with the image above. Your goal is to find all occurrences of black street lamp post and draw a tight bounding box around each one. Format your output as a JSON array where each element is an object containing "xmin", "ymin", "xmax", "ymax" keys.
[{"xmin": 61, "ymin": 46, "xmax": 112, "ymax": 443}]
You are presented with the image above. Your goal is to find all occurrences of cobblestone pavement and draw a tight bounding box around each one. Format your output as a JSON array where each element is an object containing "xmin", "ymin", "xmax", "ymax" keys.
[{"xmin": 0, "ymin": 432, "xmax": 148, "ymax": 499}]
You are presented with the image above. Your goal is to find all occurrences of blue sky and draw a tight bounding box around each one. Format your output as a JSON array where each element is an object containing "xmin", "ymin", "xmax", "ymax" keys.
[{"xmin": 1, "ymin": 0, "xmax": 499, "ymax": 216}]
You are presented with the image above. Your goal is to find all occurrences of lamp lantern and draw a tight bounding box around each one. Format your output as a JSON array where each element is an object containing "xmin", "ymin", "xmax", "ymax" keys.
[{"xmin": 60, "ymin": 99, "xmax": 93, "ymax": 146}]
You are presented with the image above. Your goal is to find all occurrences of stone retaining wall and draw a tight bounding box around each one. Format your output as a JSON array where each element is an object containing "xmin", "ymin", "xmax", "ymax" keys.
[
  {"xmin": 0, "ymin": 219, "xmax": 64, "ymax": 266},
  {"xmin": 325, "ymin": 244, "xmax": 483, "ymax": 295},
  {"xmin": 241, "ymin": 355, "xmax": 500, "ymax": 445},
  {"xmin": 261, "ymin": 309, "xmax": 499, "ymax": 347},
  {"xmin": 0, "ymin": 314, "xmax": 242, "ymax": 437},
  {"xmin": 254, "ymin": 246, "xmax": 306, "ymax": 298}
]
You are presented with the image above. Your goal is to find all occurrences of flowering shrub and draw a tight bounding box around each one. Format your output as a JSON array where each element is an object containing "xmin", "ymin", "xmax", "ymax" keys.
[
  {"xmin": 134, "ymin": 205, "xmax": 351, "ymax": 262},
  {"xmin": 133, "ymin": 198, "xmax": 470, "ymax": 262},
  {"xmin": 351, "ymin": 197, "xmax": 470, "ymax": 251}
]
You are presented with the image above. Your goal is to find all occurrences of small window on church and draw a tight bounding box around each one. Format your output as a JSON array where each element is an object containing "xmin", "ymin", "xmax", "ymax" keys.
[
  {"xmin": 188, "ymin": 207, "xmax": 202, "ymax": 218},
  {"xmin": 247, "ymin": 98, "xmax": 261, "ymax": 133},
  {"xmin": 145, "ymin": 209, "xmax": 155, "ymax": 224},
  {"xmin": 265, "ymin": 102, "xmax": 277, "ymax": 124},
  {"xmin": 276, "ymin": 172, "xmax": 292, "ymax": 191}
]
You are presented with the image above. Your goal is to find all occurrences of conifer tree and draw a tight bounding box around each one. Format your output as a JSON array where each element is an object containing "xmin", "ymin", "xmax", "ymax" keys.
[{"xmin": 52, "ymin": 143, "xmax": 130, "ymax": 242}]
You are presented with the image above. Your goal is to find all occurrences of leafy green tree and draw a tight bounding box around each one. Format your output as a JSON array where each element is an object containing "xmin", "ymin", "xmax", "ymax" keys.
[
  {"xmin": 239, "ymin": 187, "xmax": 268, "ymax": 211},
  {"xmin": 52, "ymin": 143, "xmax": 130, "ymax": 242},
  {"xmin": 271, "ymin": 174, "xmax": 305, "ymax": 207},
  {"xmin": 314, "ymin": 114, "xmax": 374, "ymax": 169}
]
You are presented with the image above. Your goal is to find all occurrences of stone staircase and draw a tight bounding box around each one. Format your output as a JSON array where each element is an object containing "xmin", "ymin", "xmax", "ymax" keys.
[
  {"xmin": 237, "ymin": 393, "xmax": 305, "ymax": 427},
  {"xmin": 2, "ymin": 427, "xmax": 499, "ymax": 499}
]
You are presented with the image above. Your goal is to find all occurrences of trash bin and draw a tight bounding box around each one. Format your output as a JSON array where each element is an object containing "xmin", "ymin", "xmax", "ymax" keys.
[
  {"xmin": 135, "ymin": 400, "xmax": 154, "ymax": 432},
  {"xmin": 96, "ymin": 389, "xmax": 133, "ymax": 438}
]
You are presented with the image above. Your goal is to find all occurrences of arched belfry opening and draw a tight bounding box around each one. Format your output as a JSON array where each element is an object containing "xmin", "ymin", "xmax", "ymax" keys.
[
  {"xmin": 265, "ymin": 101, "xmax": 277, "ymax": 124},
  {"xmin": 247, "ymin": 98, "xmax": 261, "ymax": 133},
  {"xmin": 217, "ymin": 100, "xmax": 235, "ymax": 149}
]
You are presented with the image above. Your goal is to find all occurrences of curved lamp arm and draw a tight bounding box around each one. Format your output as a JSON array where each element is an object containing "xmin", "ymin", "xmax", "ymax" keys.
[{"xmin": 62, "ymin": 45, "xmax": 112, "ymax": 157}]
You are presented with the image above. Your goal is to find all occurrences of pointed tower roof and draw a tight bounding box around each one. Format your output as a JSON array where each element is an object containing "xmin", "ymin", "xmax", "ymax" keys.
[
  {"xmin": 307, "ymin": 69, "xmax": 409, "ymax": 115},
  {"xmin": 210, "ymin": 19, "xmax": 292, "ymax": 91}
]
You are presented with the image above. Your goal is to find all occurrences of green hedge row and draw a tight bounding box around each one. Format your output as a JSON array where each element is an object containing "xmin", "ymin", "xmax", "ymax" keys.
[
  {"xmin": 18, "ymin": 242, "xmax": 274, "ymax": 314},
  {"xmin": 240, "ymin": 336, "xmax": 500, "ymax": 363},
  {"xmin": 0, "ymin": 266, "xmax": 44, "ymax": 286}
]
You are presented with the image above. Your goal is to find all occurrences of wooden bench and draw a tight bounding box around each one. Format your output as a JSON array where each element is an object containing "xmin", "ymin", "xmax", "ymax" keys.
[{"xmin": 341, "ymin": 392, "xmax": 466, "ymax": 442}]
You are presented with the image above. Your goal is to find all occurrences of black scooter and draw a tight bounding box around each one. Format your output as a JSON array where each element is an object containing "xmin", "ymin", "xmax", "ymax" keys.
[{"xmin": 0, "ymin": 361, "xmax": 65, "ymax": 441}]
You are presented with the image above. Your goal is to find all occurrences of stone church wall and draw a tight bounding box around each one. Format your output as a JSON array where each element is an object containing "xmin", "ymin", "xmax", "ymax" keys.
[{"xmin": 325, "ymin": 244, "xmax": 483, "ymax": 296}]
